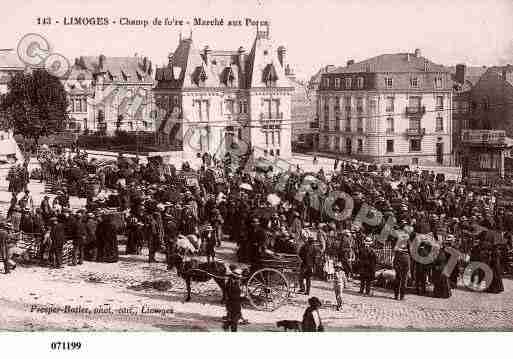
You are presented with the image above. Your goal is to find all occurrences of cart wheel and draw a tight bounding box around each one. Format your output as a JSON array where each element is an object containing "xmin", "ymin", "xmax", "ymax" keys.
[{"xmin": 246, "ymin": 268, "xmax": 289, "ymax": 311}]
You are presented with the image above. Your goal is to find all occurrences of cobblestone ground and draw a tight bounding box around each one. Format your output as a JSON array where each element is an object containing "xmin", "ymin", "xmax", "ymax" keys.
[{"xmin": 0, "ymin": 240, "xmax": 512, "ymax": 331}]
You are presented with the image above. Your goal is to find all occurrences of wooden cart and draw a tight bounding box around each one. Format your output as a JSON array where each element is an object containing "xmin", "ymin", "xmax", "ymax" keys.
[{"xmin": 245, "ymin": 253, "xmax": 302, "ymax": 311}]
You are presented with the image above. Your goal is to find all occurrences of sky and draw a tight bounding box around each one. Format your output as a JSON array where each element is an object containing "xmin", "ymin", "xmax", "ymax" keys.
[{"xmin": 2, "ymin": 0, "xmax": 513, "ymax": 81}]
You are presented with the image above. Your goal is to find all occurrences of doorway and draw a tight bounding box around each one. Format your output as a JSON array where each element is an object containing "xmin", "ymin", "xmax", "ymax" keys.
[{"xmin": 436, "ymin": 142, "xmax": 444, "ymax": 164}]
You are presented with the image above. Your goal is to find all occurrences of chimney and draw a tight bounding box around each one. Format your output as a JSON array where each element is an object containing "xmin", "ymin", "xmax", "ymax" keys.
[
  {"xmin": 98, "ymin": 54, "xmax": 106, "ymax": 71},
  {"xmin": 424, "ymin": 60, "xmax": 429, "ymax": 72},
  {"xmin": 455, "ymin": 63, "xmax": 466, "ymax": 84},
  {"xmin": 168, "ymin": 52, "xmax": 174, "ymax": 66},
  {"xmin": 414, "ymin": 48, "xmax": 421, "ymax": 57},
  {"xmin": 407, "ymin": 54, "xmax": 410, "ymax": 62},
  {"xmin": 347, "ymin": 59, "xmax": 355, "ymax": 66},
  {"xmin": 277, "ymin": 46, "xmax": 286, "ymax": 67},
  {"xmin": 238, "ymin": 46, "xmax": 246, "ymax": 84},
  {"xmin": 203, "ymin": 45, "xmax": 212, "ymax": 65},
  {"xmin": 325, "ymin": 65, "xmax": 335, "ymax": 72}
]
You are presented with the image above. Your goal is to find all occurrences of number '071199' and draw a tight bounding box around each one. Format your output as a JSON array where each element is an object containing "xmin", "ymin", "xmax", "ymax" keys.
[{"xmin": 50, "ymin": 342, "xmax": 82, "ymax": 350}]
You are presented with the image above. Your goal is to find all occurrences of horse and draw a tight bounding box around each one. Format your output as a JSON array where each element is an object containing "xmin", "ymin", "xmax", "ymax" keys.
[{"xmin": 173, "ymin": 255, "xmax": 231, "ymax": 303}]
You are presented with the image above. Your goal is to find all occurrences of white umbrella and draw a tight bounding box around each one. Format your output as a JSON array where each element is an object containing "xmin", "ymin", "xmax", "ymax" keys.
[
  {"xmin": 176, "ymin": 235, "xmax": 197, "ymax": 253},
  {"xmin": 303, "ymin": 174, "xmax": 317, "ymax": 182},
  {"xmin": 239, "ymin": 183, "xmax": 253, "ymax": 191},
  {"xmin": 267, "ymin": 193, "xmax": 281, "ymax": 206}
]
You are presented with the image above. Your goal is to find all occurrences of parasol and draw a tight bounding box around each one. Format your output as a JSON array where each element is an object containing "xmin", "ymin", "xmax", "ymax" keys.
[
  {"xmin": 267, "ymin": 193, "xmax": 281, "ymax": 206},
  {"xmin": 176, "ymin": 235, "xmax": 197, "ymax": 253},
  {"xmin": 239, "ymin": 183, "xmax": 253, "ymax": 191},
  {"xmin": 303, "ymin": 174, "xmax": 317, "ymax": 182}
]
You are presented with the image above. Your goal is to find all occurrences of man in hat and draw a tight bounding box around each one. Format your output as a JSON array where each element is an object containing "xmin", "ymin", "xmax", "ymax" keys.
[
  {"xmin": 202, "ymin": 223, "xmax": 217, "ymax": 264},
  {"xmin": 393, "ymin": 242, "xmax": 410, "ymax": 300},
  {"xmin": 223, "ymin": 267, "xmax": 243, "ymax": 332},
  {"xmin": 0, "ymin": 222, "xmax": 14, "ymax": 274},
  {"xmin": 338, "ymin": 230, "xmax": 354, "ymax": 279},
  {"xmin": 299, "ymin": 236, "xmax": 316, "ymax": 295},
  {"xmin": 247, "ymin": 217, "xmax": 267, "ymax": 262},
  {"xmin": 144, "ymin": 208, "xmax": 160, "ymax": 263},
  {"xmin": 302, "ymin": 296, "xmax": 324, "ymax": 332},
  {"xmin": 49, "ymin": 217, "xmax": 65, "ymax": 268},
  {"xmin": 358, "ymin": 237, "xmax": 377, "ymax": 296},
  {"xmin": 84, "ymin": 212, "xmax": 98, "ymax": 261},
  {"xmin": 72, "ymin": 211, "xmax": 87, "ymax": 265}
]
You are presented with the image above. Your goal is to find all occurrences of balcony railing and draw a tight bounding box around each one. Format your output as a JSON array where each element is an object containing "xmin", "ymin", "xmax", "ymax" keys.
[
  {"xmin": 405, "ymin": 106, "xmax": 426, "ymax": 116},
  {"xmin": 405, "ymin": 128, "xmax": 426, "ymax": 136},
  {"xmin": 260, "ymin": 112, "xmax": 283, "ymax": 120}
]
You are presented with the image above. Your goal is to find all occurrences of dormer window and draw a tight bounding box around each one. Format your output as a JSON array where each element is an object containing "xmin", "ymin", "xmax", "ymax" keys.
[
  {"xmin": 323, "ymin": 77, "xmax": 330, "ymax": 88},
  {"xmin": 222, "ymin": 67, "xmax": 236, "ymax": 87},
  {"xmin": 263, "ymin": 64, "xmax": 278, "ymax": 87},
  {"xmin": 199, "ymin": 69, "xmax": 207, "ymax": 83},
  {"xmin": 345, "ymin": 77, "xmax": 352, "ymax": 88},
  {"xmin": 193, "ymin": 66, "xmax": 208, "ymax": 86},
  {"xmin": 410, "ymin": 77, "xmax": 419, "ymax": 88},
  {"xmin": 334, "ymin": 78, "xmax": 341, "ymax": 88}
]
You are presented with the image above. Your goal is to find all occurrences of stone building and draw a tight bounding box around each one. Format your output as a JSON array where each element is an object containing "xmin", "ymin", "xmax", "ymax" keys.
[
  {"xmin": 447, "ymin": 64, "xmax": 487, "ymax": 165},
  {"xmin": 317, "ymin": 49, "xmax": 453, "ymax": 165},
  {"xmin": 154, "ymin": 28, "xmax": 293, "ymax": 163},
  {"xmin": 469, "ymin": 65, "xmax": 513, "ymax": 135},
  {"xmin": 62, "ymin": 55, "xmax": 156, "ymax": 134}
]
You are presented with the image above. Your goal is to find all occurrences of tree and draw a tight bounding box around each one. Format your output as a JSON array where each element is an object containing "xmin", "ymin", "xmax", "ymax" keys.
[{"xmin": 1, "ymin": 69, "xmax": 69, "ymax": 146}]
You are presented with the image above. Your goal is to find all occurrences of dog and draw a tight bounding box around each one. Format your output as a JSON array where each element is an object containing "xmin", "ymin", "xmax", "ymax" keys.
[{"xmin": 276, "ymin": 320, "xmax": 302, "ymax": 332}]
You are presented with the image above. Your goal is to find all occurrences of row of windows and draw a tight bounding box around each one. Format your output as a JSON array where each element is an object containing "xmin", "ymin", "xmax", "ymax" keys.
[
  {"xmin": 319, "ymin": 96, "xmax": 444, "ymax": 114},
  {"xmin": 323, "ymin": 76, "xmax": 365, "ymax": 89},
  {"xmin": 69, "ymin": 97, "xmax": 88, "ymax": 113},
  {"xmin": 322, "ymin": 136, "xmax": 364, "ymax": 153},
  {"xmin": 322, "ymin": 75, "xmax": 444, "ymax": 89},
  {"xmin": 224, "ymin": 99, "xmax": 249, "ymax": 115},
  {"xmin": 385, "ymin": 117, "xmax": 444, "ymax": 132},
  {"xmin": 323, "ymin": 116, "xmax": 444, "ymax": 133},
  {"xmin": 386, "ymin": 139, "xmax": 422, "ymax": 153}
]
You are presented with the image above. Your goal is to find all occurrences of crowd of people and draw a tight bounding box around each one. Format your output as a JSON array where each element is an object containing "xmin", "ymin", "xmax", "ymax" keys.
[{"xmin": 2, "ymin": 145, "xmax": 512, "ymax": 331}]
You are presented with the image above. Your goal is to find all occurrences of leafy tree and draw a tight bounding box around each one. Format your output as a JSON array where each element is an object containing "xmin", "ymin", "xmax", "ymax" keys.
[{"xmin": 0, "ymin": 69, "xmax": 69, "ymax": 146}]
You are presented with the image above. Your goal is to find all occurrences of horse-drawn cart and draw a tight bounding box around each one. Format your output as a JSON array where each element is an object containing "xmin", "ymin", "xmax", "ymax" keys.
[
  {"xmin": 178, "ymin": 251, "xmax": 302, "ymax": 312},
  {"xmin": 245, "ymin": 253, "xmax": 302, "ymax": 311}
]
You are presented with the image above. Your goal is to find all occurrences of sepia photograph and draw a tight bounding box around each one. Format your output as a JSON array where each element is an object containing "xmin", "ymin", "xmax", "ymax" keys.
[{"xmin": 0, "ymin": 1, "xmax": 512, "ymax": 348}]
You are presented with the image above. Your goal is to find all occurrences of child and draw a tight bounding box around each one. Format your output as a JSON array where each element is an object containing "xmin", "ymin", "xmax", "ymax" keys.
[
  {"xmin": 333, "ymin": 263, "xmax": 348, "ymax": 311},
  {"xmin": 202, "ymin": 224, "xmax": 216, "ymax": 264}
]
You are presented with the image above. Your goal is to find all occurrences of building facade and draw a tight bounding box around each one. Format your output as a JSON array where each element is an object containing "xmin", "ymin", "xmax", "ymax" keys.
[
  {"xmin": 469, "ymin": 65, "xmax": 513, "ymax": 135},
  {"xmin": 62, "ymin": 55, "xmax": 156, "ymax": 134},
  {"xmin": 317, "ymin": 50, "xmax": 453, "ymax": 166},
  {"xmin": 448, "ymin": 64, "xmax": 487, "ymax": 165},
  {"xmin": 154, "ymin": 28, "xmax": 293, "ymax": 163}
]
